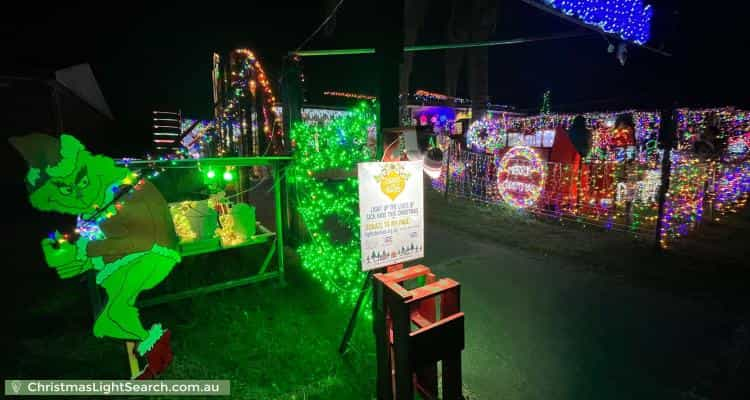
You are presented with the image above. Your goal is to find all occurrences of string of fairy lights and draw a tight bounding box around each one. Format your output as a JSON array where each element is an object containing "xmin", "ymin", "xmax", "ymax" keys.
[{"xmin": 289, "ymin": 101, "xmax": 376, "ymax": 310}]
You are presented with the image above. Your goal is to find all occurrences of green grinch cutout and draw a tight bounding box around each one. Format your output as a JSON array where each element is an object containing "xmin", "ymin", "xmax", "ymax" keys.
[{"xmin": 10, "ymin": 133, "xmax": 180, "ymax": 379}]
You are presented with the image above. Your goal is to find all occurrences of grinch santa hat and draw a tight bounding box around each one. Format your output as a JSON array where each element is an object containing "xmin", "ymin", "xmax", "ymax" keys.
[{"xmin": 9, "ymin": 134, "xmax": 86, "ymax": 191}]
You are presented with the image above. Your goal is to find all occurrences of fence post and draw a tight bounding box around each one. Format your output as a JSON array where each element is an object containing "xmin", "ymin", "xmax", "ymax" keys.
[{"xmin": 654, "ymin": 108, "xmax": 677, "ymax": 249}]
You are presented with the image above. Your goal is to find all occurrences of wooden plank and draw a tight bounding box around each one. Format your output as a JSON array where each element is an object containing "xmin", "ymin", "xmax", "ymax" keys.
[
  {"xmin": 405, "ymin": 279, "xmax": 460, "ymax": 304},
  {"xmin": 441, "ymin": 281, "xmax": 461, "ymax": 318},
  {"xmin": 126, "ymin": 341, "xmax": 140, "ymax": 378},
  {"xmin": 386, "ymin": 263, "xmax": 404, "ymax": 273},
  {"xmin": 390, "ymin": 290, "xmax": 414, "ymax": 400},
  {"xmin": 372, "ymin": 278, "xmax": 394, "ymax": 400},
  {"xmin": 409, "ymin": 313, "xmax": 465, "ymax": 367},
  {"xmin": 381, "ymin": 264, "xmax": 430, "ymax": 283},
  {"xmin": 382, "ymin": 280, "xmax": 412, "ymax": 300},
  {"xmin": 442, "ymin": 353, "xmax": 463, "ymax": 400},
  {"xmin": 410, "ymin": 310, "xmax": 433, "ymax": 329}
]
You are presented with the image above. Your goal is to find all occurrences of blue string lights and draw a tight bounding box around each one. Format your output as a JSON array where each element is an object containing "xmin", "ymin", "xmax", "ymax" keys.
[{"xmin": 543, "ymin": 0, "xmax": 653, "ymax": 44}]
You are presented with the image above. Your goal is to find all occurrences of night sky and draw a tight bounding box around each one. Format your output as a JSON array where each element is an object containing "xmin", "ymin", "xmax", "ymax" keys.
[{"xmin": 2, "ymin": 0, "xmax": 749, "ymax": 154}]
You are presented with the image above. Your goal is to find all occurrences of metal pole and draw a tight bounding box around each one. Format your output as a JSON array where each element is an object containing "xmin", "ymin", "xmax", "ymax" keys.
[
  {"xmin": 273, "ymin": 161, "xmax": 286, "ymax": 285},
  {"xmin": 338, "ymin": 270, "xmax": 373, "ymax": 354}
]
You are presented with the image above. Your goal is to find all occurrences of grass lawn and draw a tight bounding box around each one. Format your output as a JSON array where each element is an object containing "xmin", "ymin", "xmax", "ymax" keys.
[{"xmin": 3, "ymin": 244, "xmax": 377, "ymax": 399}]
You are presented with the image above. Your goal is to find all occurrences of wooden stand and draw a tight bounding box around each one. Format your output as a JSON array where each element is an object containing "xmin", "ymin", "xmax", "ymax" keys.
[
  {"xmin": 125, "ymin": 341, "xmax": 140, "ymax": 379},
  {"xmin": 373, "ymin": 264, "xmax": 465, "ymax": 400}
]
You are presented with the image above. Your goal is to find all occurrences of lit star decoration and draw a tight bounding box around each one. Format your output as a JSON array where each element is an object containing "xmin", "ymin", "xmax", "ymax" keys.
[
  {"xmin": 289, "ymin": 101, "xmax": 376, "ymax": 309},
  {"xmin": 542, "ymin": 0, "xmax": 653, "ymax": 44}
]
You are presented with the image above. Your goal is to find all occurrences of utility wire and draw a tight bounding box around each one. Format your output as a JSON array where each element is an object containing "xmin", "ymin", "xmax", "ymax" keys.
[{"xmin": 294, "ymin": 0, "xmax": 345, "ymax": 53}]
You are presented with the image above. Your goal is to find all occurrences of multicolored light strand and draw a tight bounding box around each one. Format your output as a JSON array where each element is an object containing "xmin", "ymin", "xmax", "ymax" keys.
[{"xmin": 497, "ymin": 146, "xmax": 546, "ymax": 208}]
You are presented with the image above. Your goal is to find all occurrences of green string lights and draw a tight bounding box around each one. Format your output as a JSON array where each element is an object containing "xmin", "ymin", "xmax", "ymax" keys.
[
  {"xmin": 540, "ymin": 90, "xmax": 551, "ymax": 115},
  {"xmin": 290, "ymin": 101, "xmax": 376, "ymax": 307}
]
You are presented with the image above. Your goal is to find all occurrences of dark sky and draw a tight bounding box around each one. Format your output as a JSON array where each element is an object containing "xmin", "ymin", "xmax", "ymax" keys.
[{"xmin": 2, "ymin": 0, "xmax": 749, "ymax": 153}]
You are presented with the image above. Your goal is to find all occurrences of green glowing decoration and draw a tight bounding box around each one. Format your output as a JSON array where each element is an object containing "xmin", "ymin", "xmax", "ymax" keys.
[
  {"xmin": 289, "ymin": 102, "xmax": 376, "ymax": 307},
  {"xmin": 540, "ymin": 90, "xmax": 551, "ymax": 115},
  {"xmin": 223, "ymin": 170, "xmax": 234, "ymax": 181},
  {"xmin": 206, "ymin": 169, "xmax": 216, "ymax": 179},
  {"xmin": 9, "ymin": 134, "xmax": 179, "ymax": 379}
]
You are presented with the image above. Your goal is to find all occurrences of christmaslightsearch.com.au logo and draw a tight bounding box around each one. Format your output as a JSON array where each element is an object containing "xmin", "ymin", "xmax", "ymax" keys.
[{"xmin": 4, "ymin": 380, "xmax": 230, "ymax": 396}]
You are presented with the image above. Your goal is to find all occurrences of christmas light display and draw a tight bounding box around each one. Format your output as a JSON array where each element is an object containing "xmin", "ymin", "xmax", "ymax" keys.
[
  {"xmin": 435, "ymin": 107, "xmax": 750, "ymax": 247},
  {"xmin": 301, "ymin": 107, "xmax": 352, "ymax": 125},
  {"xmin": 214, "ymin": 49, "xmax": 282, "ymax": 156},
  {"xmin": 472, "ymin": 111, "xmax": 663, "ymax": 162},
  {"xmin": 412, "ymin": 106, "xmax": 457, "ymax": 134},
  {"xmin": 412, "ymin": 89, "xmax": 471, "ymax": 105},
  {"xmin": 180, "ymin": 119, "xmax": 216, "ymax": 158},
  {"xmin": 540, "ymin": 90, "xmax": 551, "ymax": 115},
  {"xmin": 658, "ymin": 157, "xmax": 707, "ymax": 248},
  {"xmin": 541, "ymin": 0, "xmax": 653, "ymax": 44},
  {"xmin": 289, "ymin": 101, "xmax": 376, "ymax": 307},
  {"xmin": 707, "ymin": 162, "xmax": 750, "ymax": 218},
  {"xmin": 467, "ymin": 117, "xmax": 506, "ymax": 154},
  {"xmin": 497, "ymin": 146, "xmax": 546, "ymax": 208},
  {"xmin": 323, "ymin": 91, "xmax": 376, "ymax": 100}
]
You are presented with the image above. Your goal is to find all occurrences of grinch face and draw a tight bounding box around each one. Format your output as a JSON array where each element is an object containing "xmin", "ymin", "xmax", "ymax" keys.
[{"xmin": 29, "ymin": 151, "xmax": 128, "ymax": 215}]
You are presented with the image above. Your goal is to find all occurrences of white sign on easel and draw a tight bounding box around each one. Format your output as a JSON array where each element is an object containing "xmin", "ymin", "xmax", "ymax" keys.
[{"xmin": 358, "ymin": 160, "xmax": 424, "ymax": 271}]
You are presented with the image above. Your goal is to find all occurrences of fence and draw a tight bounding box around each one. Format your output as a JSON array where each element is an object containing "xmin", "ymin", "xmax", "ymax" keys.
[{"xmin": 432, "ymin": 143, "xmax": 750, "ymax": 247}]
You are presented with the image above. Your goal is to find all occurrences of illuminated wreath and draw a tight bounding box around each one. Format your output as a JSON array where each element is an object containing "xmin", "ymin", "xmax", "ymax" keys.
[
  {"xmin": 290, "ymin": 102, "xmax": 376, "ymax": 306},
  {"xmin": 467, "ymin": 118, "xmax": 504, "ymax": 153},
  {"xmin": 496, "ymin": 146, "xmax": 545, "ymax": 208}
]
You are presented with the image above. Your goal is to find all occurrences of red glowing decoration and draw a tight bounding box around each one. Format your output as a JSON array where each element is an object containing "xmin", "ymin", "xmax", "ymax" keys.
[{"xmin": 497, "ymin": 146, "xmax": 546, "ymax": 208}]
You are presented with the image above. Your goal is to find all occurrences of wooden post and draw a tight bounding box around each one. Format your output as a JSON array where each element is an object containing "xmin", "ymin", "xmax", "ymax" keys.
[
  {"xmin": 375, "ymin": 0, "xmax": 405, "ymax": 142},
  {"xmin": 126, "ymin": 341, "xmax": 140, "ymax": 378},
  {"xmin": 372, "ymin": 275, "xmax": 393, "ymax": 400},
  {"xmin": 389, "ymin": 287, "xmax": 414, "ymax": 400}
]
